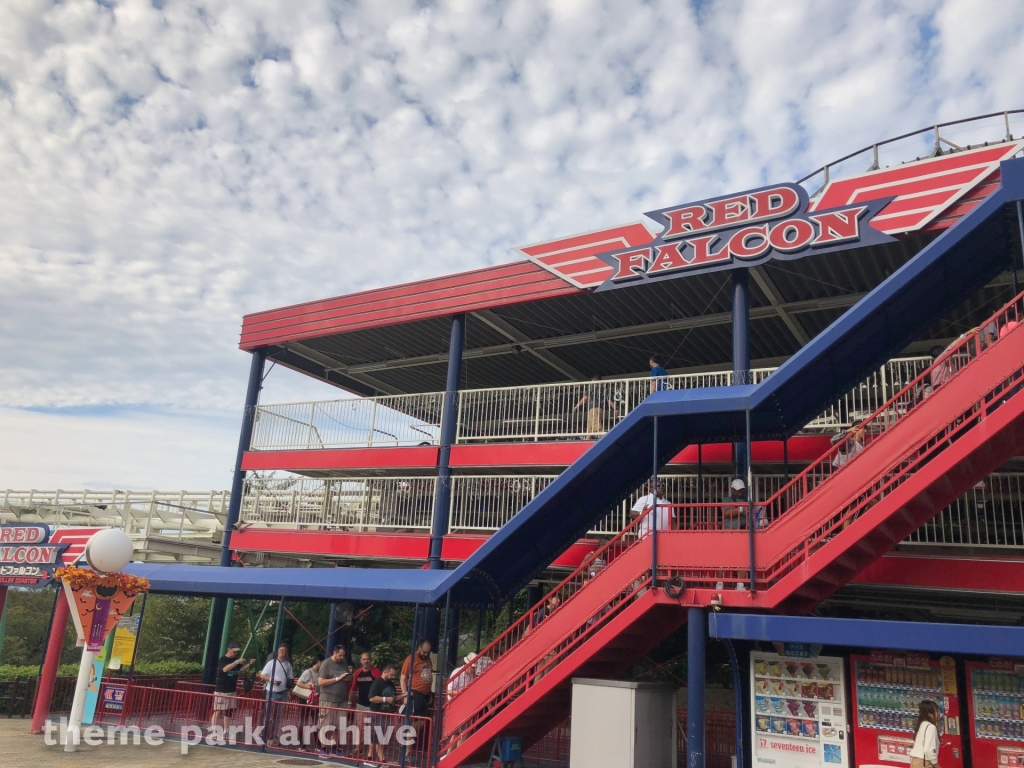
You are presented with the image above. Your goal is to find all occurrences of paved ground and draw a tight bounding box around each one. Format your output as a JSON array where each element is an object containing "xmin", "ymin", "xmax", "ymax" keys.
[{"xmin": 0, "ymin": 717, "xmax": 308, "ymax": 768}]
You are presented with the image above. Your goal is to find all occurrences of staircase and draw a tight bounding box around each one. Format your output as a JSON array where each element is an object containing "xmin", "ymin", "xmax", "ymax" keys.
[{"xmin": 439, "ymin": 293, "xmax": 1024, "ymax": 766}]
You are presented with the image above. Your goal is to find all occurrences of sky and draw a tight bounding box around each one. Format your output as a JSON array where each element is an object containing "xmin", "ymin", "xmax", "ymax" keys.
[{"xmin": 2, "ymin": 0, "xmax": 1024, "ymax": 489}]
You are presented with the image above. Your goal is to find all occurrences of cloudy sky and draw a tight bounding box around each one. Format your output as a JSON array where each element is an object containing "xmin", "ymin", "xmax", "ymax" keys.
[{"xmin": 2, "ymin": 0, "xmax": 1023, "ymax": 489}]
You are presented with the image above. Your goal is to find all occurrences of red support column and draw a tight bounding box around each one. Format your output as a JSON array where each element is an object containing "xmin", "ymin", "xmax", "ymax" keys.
[{"xmin": 30, "ymin": 591, "xmax": 70, "ymax": 734}]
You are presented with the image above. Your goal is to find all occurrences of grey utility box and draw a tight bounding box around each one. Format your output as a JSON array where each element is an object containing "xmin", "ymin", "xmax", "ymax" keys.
[{"xmin": 569, "ymin": 678, "xmax": 678, "ymax": 768}]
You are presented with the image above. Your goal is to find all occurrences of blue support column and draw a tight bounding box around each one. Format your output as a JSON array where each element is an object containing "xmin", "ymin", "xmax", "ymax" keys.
[
  {"xmin": 429, "ymin": 314, "xmax": 465, "ymax": 570},
  {"xmin": 687, "ymin": 608, "xmax": 706, "ymax": 768},
  {"xmin": 326, "ymin": 603, "xmax": 341, "ymax": 654},
  {"xmin": 204, "ymin": 348, "xmax": 267, "ymax": 684},
  {"xmin": 732, "ymin": 269, "xmax": 750, "ymax": 478},
  {"xmin": 651, "ymin": 416, "xmax": 659, "ymax": 587}
]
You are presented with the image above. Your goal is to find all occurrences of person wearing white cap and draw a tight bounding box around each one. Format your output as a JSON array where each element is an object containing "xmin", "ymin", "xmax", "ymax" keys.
[
  {"xmin": 722, "ymin": 478, "xmax": 749, "ymax": 529},
  {"xmin": 630, "ymin": 480, "xmax": 673, "ymax": 537},
  {"xmin": 447, "ymin": 652, "xmax": 478, "ymax": 699}
]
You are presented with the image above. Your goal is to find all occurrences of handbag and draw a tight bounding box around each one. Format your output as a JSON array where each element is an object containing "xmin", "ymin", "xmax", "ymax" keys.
[
  {"xmin": 242, "ymin": 674, "xmax": 255, "ymax": 693},
  {"xmin": 293, "ymin": 686, "xmax": 312, "ymax": 701}
]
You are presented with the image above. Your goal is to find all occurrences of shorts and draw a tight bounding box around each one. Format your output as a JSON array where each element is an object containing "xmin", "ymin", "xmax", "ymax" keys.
[
  {"xmin": 409, "ymin": 691, "xmax": 432, "ymax": 716},
  {"xmin": 587, "ymin": 407, "xmax": 604, "ymax": 434},
  {"xmin": 318, "ymin": 700, "xmax": 344, "ymax": 731},
  {"xmin": 213, "ymin": 692, "xmax": 237, "ymax": 712},
  {"xmin": 371, "ymin": 712, "xmax": 394, "ymax": 743}
]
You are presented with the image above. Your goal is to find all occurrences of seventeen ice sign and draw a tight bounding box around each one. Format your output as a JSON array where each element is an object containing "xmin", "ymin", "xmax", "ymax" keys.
[
  {"xmin": 751, "ymin": 650, "xmax": 850, "ymax": 767},
  {"xmin": 595, "ymin": 182, "xmax": 894, "ymax": 290}
]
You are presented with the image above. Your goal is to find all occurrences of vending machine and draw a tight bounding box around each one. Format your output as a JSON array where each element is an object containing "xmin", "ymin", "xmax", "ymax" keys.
[
  {"xmin": 965, "ymin": 658, "xmax": 1024, "ymax": 767},
  {"xmin": 751, "ymin": 649, "xmax": 851, "ymax": 766},
  {"xmin": 849, "ymin": 652, "xmax": 963, "ymax": 768}
]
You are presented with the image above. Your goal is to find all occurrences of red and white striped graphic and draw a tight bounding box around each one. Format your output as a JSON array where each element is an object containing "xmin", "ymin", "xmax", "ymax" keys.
[
  {"xmin": 514, "ymin": 222, "xmax": 657, "ymax": 289},
  {"xmin": 810, "ymin": 140, "xmax": 1024, "ymax": 233},
  {"xmin": 50, "ymin": 527, "xmax": 102, "ymax": 566},
  {"xmin": 519, "ymin": 140, "xmax": 1023, "ymax": 289}
]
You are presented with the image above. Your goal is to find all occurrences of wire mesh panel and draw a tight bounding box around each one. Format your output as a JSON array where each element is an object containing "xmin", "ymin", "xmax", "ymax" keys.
[
  {"xmin": 251, "ymin": 393, "xmax": 444, "ymax": 450},
  {"xmin": 240, "ymin": 477, "xmax": 437, "ymax": 531}
]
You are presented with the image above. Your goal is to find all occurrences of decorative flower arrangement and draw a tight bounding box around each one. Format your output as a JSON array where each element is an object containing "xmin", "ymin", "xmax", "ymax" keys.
[{"xmin": 55, "ymin": 566, "xmax": 150, "ymax": 596}]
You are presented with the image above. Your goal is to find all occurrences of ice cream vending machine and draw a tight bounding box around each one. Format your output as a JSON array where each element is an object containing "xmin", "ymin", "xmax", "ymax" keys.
[
  {"xmin": 965, "ymin": 658, "xmax": 1024, "ymax": 767},
  {"xmin": 751, "ymin": 650, "xmax": 850, "ymax": 766},
  {"xmin": 849, "ymin": 652, "xmax": 963, "ymax": 768}
]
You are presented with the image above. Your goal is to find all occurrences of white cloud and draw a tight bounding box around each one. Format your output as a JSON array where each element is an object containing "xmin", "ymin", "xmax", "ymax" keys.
[{"xmin": 1, "ymin": 0, "xmax": 1021, "ymax": 487}]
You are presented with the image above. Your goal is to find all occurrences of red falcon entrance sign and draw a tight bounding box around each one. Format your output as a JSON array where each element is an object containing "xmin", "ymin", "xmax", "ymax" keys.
[{"xmin": 594, "ymin": 181, "xmax": 895, "ymax": 290}]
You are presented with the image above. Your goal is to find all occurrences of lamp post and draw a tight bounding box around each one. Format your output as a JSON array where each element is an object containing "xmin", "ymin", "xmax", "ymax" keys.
[{"xmin": 63, "ymin": 529, "xmax": 136, "ymax": 752}]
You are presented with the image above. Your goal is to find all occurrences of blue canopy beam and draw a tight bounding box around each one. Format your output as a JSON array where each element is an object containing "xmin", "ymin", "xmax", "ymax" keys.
[{"xmin": 708, "ymin": 612, "xmax": 1024, "ymax": 657}]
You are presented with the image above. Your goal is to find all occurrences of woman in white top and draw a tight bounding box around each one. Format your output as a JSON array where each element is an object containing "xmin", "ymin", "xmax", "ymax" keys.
[{"xmin": 909, "ymin": 699, "xmax": 940, "ymax": 767}]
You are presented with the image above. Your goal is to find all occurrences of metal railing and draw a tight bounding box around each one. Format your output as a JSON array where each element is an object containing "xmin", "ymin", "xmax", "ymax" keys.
[
  {"xmin": 454, "ymin": 369, "xmax": 771, "ymax": 443},
  {"xmin": 906, "ymin": 473, "xmax": 1024, "ymax": 549},
  {"xmin": 238, "ymin": 469, "xmax": 1024, "ymax": 550},
  {"xmin": 797, "ymin": 109, "xmax": 1024, "ymax": 194},
  {"xmin": 1, "ymin": 489, "xmax": 228, "ymax": 541},
  {"xmin": 240, "ymin": 476, "xmax": 437, "ymax": 531},
  {"xmin": 250, "ymin": 392, "xmax": 444, "ymax": 450},
  {"xmin": 239, "ymin": 474, "xmax": 789, "ymax": 537},
  {"xmin": 250, "ymin": 358, "xmax": 933, "ymax": 450}
]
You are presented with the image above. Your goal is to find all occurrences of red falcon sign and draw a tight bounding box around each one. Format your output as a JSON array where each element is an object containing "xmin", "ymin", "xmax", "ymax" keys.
[
  {"xmin": 516, "ymin": 140, "xmax": 1024, "ymax": 290},
  {"xmin": 595, "ymin": 182, "xmax": 895, "ymax": 290}
]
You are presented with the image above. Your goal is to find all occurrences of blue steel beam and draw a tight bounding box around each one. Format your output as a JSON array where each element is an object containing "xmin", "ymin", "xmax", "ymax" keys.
[{"xmin": 708, "ymin": 612, "xmax": 1024, "ymax": 657}]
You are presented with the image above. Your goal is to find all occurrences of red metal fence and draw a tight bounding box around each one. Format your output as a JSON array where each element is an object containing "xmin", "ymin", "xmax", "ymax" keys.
[
  {"xmin": 0, "ymin": 673, "xmax": 204, "ymax": 718},
  {"xmin": 88, "ymin": 683, "xmax": 434, "ymax": 768}
]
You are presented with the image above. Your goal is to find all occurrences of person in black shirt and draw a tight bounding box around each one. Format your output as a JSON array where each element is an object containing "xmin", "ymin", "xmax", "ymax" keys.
[
  {"xmin": 212, "ymin": 642, "xmax": 254, "ymax": 731},
  {"xmin": 349, "ymin": 651, "xmax": 382, "ymax": 759},
  {"xmin": 368, "ymin": 665, "xmax": 404, "ymax": 762}
]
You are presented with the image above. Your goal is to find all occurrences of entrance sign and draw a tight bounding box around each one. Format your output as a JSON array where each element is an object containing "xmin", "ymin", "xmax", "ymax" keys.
[
  {"xmin": 0, "ymin": 524, "xmax": 68, "ymax": 587},
  {"xmin": 596, "ymin": 182, "xmax": 895, "ymax": 291}
]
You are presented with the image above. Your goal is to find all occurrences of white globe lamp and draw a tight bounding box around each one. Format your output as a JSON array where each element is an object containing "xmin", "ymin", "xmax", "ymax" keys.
[{"xmin": 84, "ymin": 529, "xmax": 135, "ymax": 574}]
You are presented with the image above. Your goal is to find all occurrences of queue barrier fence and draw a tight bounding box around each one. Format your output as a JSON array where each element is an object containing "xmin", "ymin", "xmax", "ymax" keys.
[{"xmin": 87, "ymin": 683, "xmax": 433, "ymax": 768}]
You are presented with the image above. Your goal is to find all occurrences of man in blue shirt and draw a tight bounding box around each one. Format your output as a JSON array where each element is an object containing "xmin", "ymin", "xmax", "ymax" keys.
[{"xmin": 649, "ymin": 356, "xmax": 669, "ymax": 394}]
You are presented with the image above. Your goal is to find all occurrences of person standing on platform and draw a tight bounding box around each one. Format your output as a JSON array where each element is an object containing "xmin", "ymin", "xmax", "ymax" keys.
[
  {"xmin": 649, "ymin": 356, "xmax": 669, "ymax": 394},
  {"xmin": 574, "ymin": 376, "xmax": 618, "ymax": 439},
  {"xmin": 211, "ymin": 642, "xmax": 253, "ymax": 733},
  {"xmin": 721, "ymin": 478, "xmax": 749, "ymax": 529},
  {"xmin": 909, "ymin": 699, "xmax": 940, "ymax": 767},
  {"xmin": 368, "ymin": 665, "xmax": 404, "ymax": 763},
  {"xmin": 631, "ymin": 480, "xmax": 672, "ymax": 536},
  {"xmin": 400, "ymin": 639, "xmax": 434, "ymax": 759},
  {"xmin": 348, "ymin": 651, "xmax": 381, "ymax": 760},
  {"xmin": 317, "ymin": 645, "xmax": 353, "ymax": 748},
  {"xmin": 258, "ymin": 643, "xmax": 294, "ymax": 746}
]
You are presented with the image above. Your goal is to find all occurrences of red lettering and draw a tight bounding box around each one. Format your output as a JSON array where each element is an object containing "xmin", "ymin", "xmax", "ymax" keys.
[
  {"xmin": 610, "ymin": 247, "xmax": 651, "ymax": 281},
  {"xmin": 728, "ymin": 225, "xmax": 770, "ymax": 260},
  {"xmin": 0, "ymin": 526, "xmax": 44, "ymax": 544},
  {"xmin": 767, "ymin": 218, "xmax": 815, "ymax": 253},
  {"xmin": 811, "ymin": 206, "xmax": 866, "ymax": 244},
  {"xmin": 662, "ymin": 205, "xmax": 708, "ymax": 238},
  {"xmin": 687, "ymin": 235, "xmax": 730, "ymax": 266},
  {"xmin": 749, "ymin": 186, "xmax": 800, "ymax": 220},
  {"xmin": 647, "ymin": 242, "xmax": 691, "ymax": 274},
  {"xmin": 706, "ymin": 194, "xmax": 750, "ymax": 229}
]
